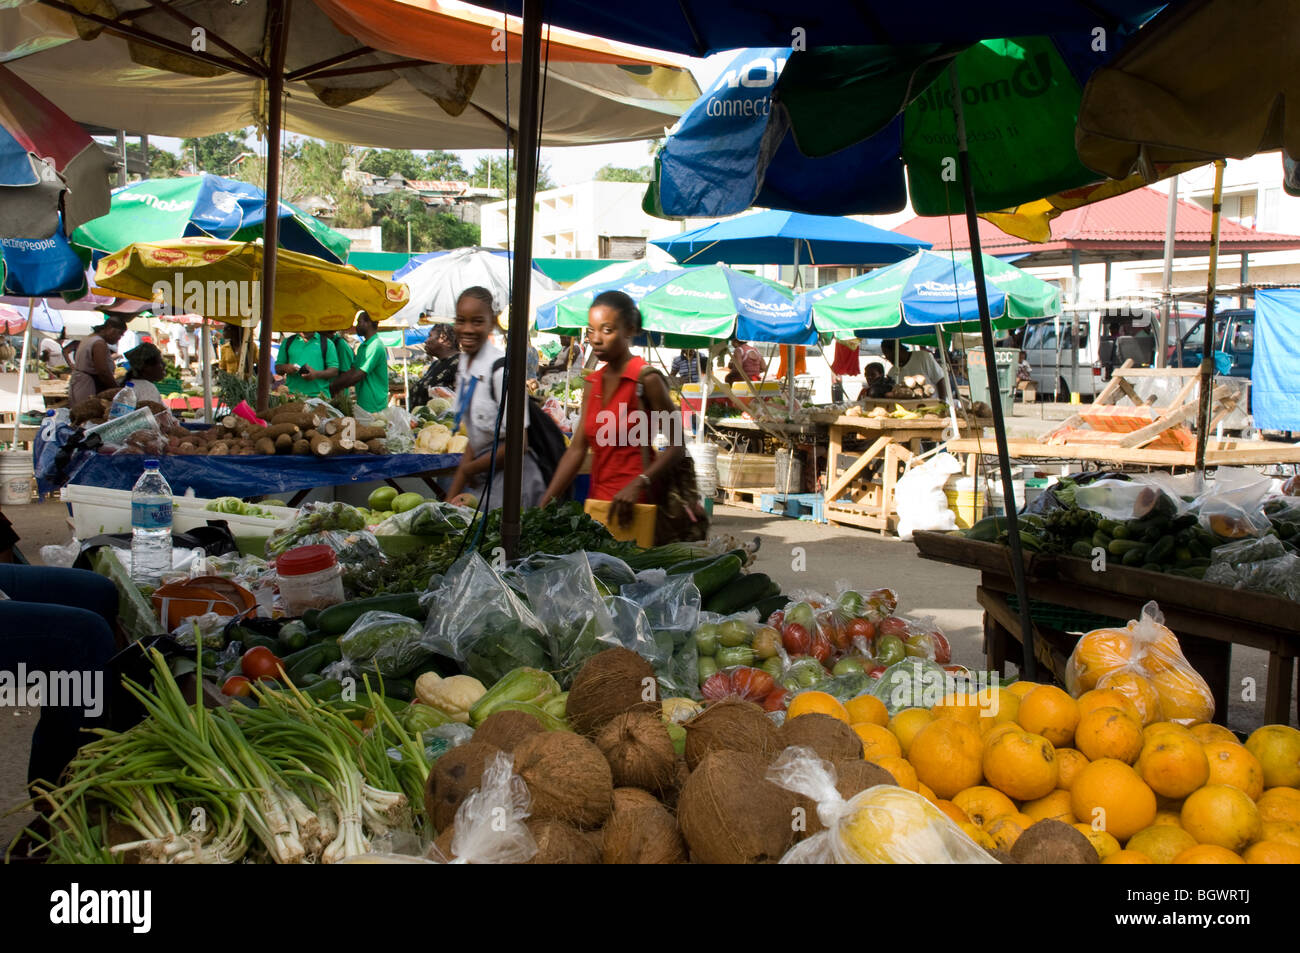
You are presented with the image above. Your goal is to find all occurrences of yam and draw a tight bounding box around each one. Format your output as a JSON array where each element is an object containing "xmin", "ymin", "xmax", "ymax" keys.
[
  {"xmin": 566, "ymin": 647, "xmax": 658, "ymax": 737},
  {"xmin": 316, "ymin": 417, "xmax": 340, "ymax": 437},
  {"xmin": 272, "ymin": 412, "xmax": 315, "ymax": 431},
  {"xmin": 310, "ymin": 434, "xmax": 337, "ymax": 456},
  {"xmin": 270, "ymin": 401, "xmax": 307, "ymax": 420},
  {"xmin": 291, "ymin": 439, "xmax": 311, "ymax": 455},
  {"xmin": 254, "ymin": 437, "xmax": 276, "ymax": 456},
  {"xmin": 274, "ymin": 433, "xmax": 293, "ymax": 452},
  {"xmin": 355, "ymin": 424, "xmax": 387, "ymax": 442},
  {"xmin": 208, "ymin": 441, "xmax": 230, "ymax": 455},
  {"xmin": 365, "ymin": 439, "xmax": 386, "ymax": 455},
  {"xmin": 264, "ymin": 423, "xmax": 300, "ymax": 440}
]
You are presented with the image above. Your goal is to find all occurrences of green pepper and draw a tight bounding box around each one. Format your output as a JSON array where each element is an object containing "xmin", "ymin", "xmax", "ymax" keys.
[
  {"xmin": 541, "ymin": 692, "xmax": 568, "ymax": 721},
  {"xmin": 403, "ymin": 702, "xmax": 454, "ymax": 735},
  {"xmin": 714, "ymin": 645, "xmax": 755, "ymax": 669},
  {"xmin": 697, "ymin": 656, "xmax": 718, "ymax": 686},
  {"xmin": 468, "ymin": 666, "xmax": 561, "ymax": 726}
]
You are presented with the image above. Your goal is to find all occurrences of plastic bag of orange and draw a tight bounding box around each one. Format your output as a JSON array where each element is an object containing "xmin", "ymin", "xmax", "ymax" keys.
[
  {"xmin": 768, "ymin": 747, "xmax": 996, "ymax": 864},
  {"xmin": 1065, "ymin": 601, "xmax": 1213, "ymax": 726}
]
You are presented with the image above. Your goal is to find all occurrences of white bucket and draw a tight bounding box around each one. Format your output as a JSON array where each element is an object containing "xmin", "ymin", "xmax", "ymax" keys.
[
  {"xmin": 775, "ymin": 448, "xmax": 803, "ymax": 494},
  {"xmin": 0, "ymin": 451, "xmax": 34, "ymax": 505},
  {"xmin": 686, "ymin": 441, "xmax": 719, "ymax": 497}
]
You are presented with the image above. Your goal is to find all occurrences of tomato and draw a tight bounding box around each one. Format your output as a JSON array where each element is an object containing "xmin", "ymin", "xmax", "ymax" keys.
[
  {"xmin": 930, "ymin": 630, "xmax": 952, "ymax": 664},
  {"xmin": 866, "ymin": 665, "xmax": 886, "ymax": 679},
  {"xmin": 846, "ymin": 617, "xmax": 876, "ymax": 642},
  {"xmin": 241, "ymin": 646, "xmax": 283, "ymax": 681},
  {"xmin": 819, "ymin": 614, "xmax": 851, "ymax": 652},
  {"xmin": 878, "ymin": 616, "xmax": 911, "ymax": 638},
  {"xmin": 767, "ymin": 610, "xmax": 785, "ymax": 630},
  {"xmin": 809, "ymin": 633, "xmax": 833, "ymax": 665},
  {"xmin": 781, "ymin": 622, "xmax": 811, "ymax": 656},
  {"xmin": 761, "ymin": 688, "xmax": 788, "ymax": 713},
  {"xmin": 730, "ymin": 667, "xmax": 776, "ymax": 702},
  {"xmin": 221, "ymin": 675, "xmax": 253, "ymax": 697},
  {"xmin": 701, "ymin": 671, "xmax": 734, "ymax": 701}
]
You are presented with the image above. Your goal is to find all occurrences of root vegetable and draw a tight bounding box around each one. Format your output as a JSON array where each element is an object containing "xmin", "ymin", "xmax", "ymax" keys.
[
  {"xmin": 355, "ymin": 425, "xmax": 387, "ymax": 441},
  {"xmin": 255, "ymin": 437, "xmax": 276, "ymax": 456},
  {"xmin": 265, "ymin": 423, "xmax": 300, "ymax": 440},
  {"xmin": 291, "ymin": 439, "xmax": 311, "ymax": 455},
  {"xmin": 209, "ymin": 441, "xmax": 230, "ymax": 455},
  {"xmin": 365, "ymin": 439, "xmax": 385, "ymax": 454},
  {"xmin": 274, "ymin": 433, "xmax": 293, "ymax": 452}
]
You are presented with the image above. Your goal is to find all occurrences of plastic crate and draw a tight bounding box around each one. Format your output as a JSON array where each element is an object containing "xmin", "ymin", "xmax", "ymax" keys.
[{"xmin": 1006, "ymin": 595, "xmax": 1126, "ymax": 634}]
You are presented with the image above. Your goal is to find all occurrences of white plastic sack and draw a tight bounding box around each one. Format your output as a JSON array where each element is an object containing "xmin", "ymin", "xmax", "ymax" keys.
[{"xmin": 895, "ymin": 453, "xmax": 961, "ymax": 540}]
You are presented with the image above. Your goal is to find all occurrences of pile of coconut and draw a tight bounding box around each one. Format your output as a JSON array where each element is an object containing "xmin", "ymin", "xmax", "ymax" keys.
[{"xmin": 424, "ymin": 647, "xmax": 1046, "ymax": 864}]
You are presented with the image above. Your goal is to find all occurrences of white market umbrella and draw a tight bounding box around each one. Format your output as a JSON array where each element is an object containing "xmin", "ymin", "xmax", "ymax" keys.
[{"xmin": 387, "ymin": 247, "xmax": 562, "ymax": 327}]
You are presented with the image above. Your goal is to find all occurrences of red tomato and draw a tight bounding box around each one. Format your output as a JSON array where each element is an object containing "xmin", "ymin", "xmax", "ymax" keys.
[
  {"xmin": 767, "ymin": 610, "xmax": 785, "ymax": 630},
  {"xmin": 241, "ymin": 646, "xmax": 283, "ymax": 681},
  {"xmin": 701, "ymin": 672, "xmax": 734, "ymax": 701},
  {"xmin": 930, "ymin": 630, "xmax": 952, "ymax": 664},
  {"xmin": 761, "ymin": 688, "xmax": 788, "ymax": 713},
  {"xmin": 878, "ymin": 616, "xmax": 910, "ymax": 638},
  {"xmin": 221, "ymin": 675, "xmax": 253, "ymax": 697},
  {"xmin": 782, "ymin": 623, "xmax": 811, "ymax": 656},
  {"xmin": 846, "ymin": 617, "xmax": 876, "ymax": 642},
  {"xmin": 820, "ymin": 615, "xmax": 851, "ymax": 653},
  {"xmin": 866, "ymin": 665, "xmax": 886, "ymax": 679},
  {"xmin": 809, "ymin": 634, "xmax": 833, "ymax": 665},
  {"xmin": 730, "ymin": 667, "xmax": 776, "ymax": 702}
]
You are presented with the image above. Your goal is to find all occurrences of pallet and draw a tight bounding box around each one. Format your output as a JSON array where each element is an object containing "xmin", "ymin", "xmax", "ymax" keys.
[
  {"xmin": 718, "ymin": 485, "xmax": 767, "ymax": 510},
  {"xmin": 760, "ymin": 492, "xmax": 825, "ymax": 522}
]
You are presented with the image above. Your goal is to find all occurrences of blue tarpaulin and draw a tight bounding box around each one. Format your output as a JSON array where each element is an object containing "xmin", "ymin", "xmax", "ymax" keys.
[
  {"xmin": 58, "ymin": 452, "xmax": 459, "ymax": 499},
  {"xmin": 1252, "ymin": 289, "xmax": 1300, "ymax": 431}
]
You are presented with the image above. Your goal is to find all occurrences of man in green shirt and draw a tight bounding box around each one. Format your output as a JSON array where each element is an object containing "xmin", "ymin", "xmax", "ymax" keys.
[
  {"xmin": 332, "ymin": 311, "xmax": 389, "ymax": 413},
  {"xmin": 327, "ymin": 331, "xmax": 357, "ymax": 398},
  {"xmin": 276, "ymin": 331, "xmax": 339, "ymax": 398}
]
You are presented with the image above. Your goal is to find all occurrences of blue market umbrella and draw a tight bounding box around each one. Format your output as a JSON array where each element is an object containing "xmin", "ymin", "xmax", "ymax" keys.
[{"xmin": 0, "ymin": 224, "xmax": 87, "ymax": 299}]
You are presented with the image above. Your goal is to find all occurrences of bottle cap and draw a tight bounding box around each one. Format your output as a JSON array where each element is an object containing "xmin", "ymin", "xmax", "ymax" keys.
[
  {"xmin": 144, "ymin": 458, "xmax": 160, "ymax": 468},
  {"xmin": 124, "ymin": 381, "xmax": 135, "ymax": 388},
  {"xmin": 276, "ymin": 544, "xmax": 338, "ymax": 577}
]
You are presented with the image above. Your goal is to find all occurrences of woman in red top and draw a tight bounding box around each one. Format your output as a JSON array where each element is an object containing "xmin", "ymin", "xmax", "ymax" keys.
[{"xmin": 540, "ymin": 291, "xmax": 687, "ymax": 529}]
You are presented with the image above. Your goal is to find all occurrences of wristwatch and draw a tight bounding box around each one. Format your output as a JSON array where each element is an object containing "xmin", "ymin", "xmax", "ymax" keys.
[{"xmin": 636, "ymin": 473, "xmax": 651, "ymax": 487}]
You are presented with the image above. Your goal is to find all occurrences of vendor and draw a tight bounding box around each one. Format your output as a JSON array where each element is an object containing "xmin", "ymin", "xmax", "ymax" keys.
[
  {"xmin": 275, "ymin": 329, "xmax": 339, "ymax": 399},
  {"xmin": 219, "ymin": 325, "xmax": 243, "ymax": 375},
  {"xmin": 542, "ymin": 335, "xmax": 583, "ymax": 377},
  {"xmin": 886, "ymin": 341, "xmax": 947, "ymax": 400},
  {"xmin": 446, "ymin": 287, "xmax": 545, "ymax": 510},
  {"xmin": 325, "ymin": 330, "xmax": 356, "ymax": 399},
  {"xmin": 724, "ymin": 334, "xmax": 765, "ymax": 384},
  {"xmin": 68, "ymin": 314, "xmax": 128, "ymax": 405},
  {"xmin": 410, "ymin": 324, "xmax": 459, "ymax": 406},
  {"xmin": 39, "ymin": 331, "xmax": 68, "ymax": 369},
  {"xmin": 863, "ymin": 361, "xmax": 890, "ymax": 398},
  {"xmin": 120, "ymin": 342, "xmax": 167, "ymax": 404},
  {"xmin": 670, "ymin": 348, "xmax": 705, "ymax": 384},
  {"xmin": 329, "ymin": 311, "xmax": 389, "ymax": 413}
]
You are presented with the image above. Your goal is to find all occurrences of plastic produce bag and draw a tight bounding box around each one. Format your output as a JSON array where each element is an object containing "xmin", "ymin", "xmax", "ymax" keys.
[
  {"xmin": 1191, "ymin": 467, "xmax": 1272, "ymax": 538},
  {"xmin": 621, "ymin": 572, "xmax": 702, "ymax": 635},
  {"xmin": 40, "ymin": 537, "xmax": 80, "ymax": 569},
  {"xmin": 868, "ymin": 658, "xmax": 953, "ymax": 715},
  {"xmin": 429, "ymin": 751, "xmax": 536, "ymax": 865},
  {"xmin": 358, "ymin": 405, "xmax": 417, "ymax": 454},
  {"xmin": 338, "ymin": 610, "xmax": 430, "ymax": 678},
  {"xmin": 894, "ymin": 453, "xmax": 961, "ymax": 540},
  {"xmin": 423, "ymin": 553, "xmax": 548, "ymax": 685},
  {"xmin": 767, "ymin": 748, "xmax": 995, "ymax": 864},
  {"xmin": 266, "ymin": 501, "xmax": 367, "ymax": 557},
  {"xmin": 1065, "ymin": 601, "xmax": 1214, "ymax": 726},
  {"xmin": 373, "ymin": 501, "xmax": 472, "ymax": 537},
  {"xmin": 1073, "ymin": 479, "xmax": 1182, "ymax": 522},
  {"xmin": 1204, "ymin": 536, "xmax": 1300, "ymax": 599}
]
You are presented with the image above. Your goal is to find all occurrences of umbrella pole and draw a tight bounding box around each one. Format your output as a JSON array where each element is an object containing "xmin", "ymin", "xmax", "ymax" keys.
[
  {"xmin": 12, "ymin": 298, "xmax": 36, "ymax": 443},
  {"xmin": 501, "ymin": 0, "xmax": 544, "ymax": 560},
  {"xmin": 948, "ymin": 64, "xmax": 1040, "ymax": 682},
  {"xmin": 255, "ymin": 0, "xmax": 290, "ymax": 414},
  {"xmin": 201, "ymin": 321, "xmax": 213, "ymax": 423},
  {"xmin": 403, "ymin": 348, "xmax": 410, "ymax": 411},
  {"xmin": 786, "ymin": 242, "xmax": 799, "ymax": 410},
  {"xmin": 1194, "ymin": 161, "xmax": 1226, "ymax": 478}
]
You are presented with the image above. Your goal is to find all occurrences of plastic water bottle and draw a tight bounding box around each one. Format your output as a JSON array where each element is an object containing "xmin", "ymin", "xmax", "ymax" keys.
[
  {"xmin": 109, "ymin": 381, "xmax": 137, "ymax": 419},
  {"xmin": 131, "ymin": 458, "xmax": 173, "ymax": 583}
]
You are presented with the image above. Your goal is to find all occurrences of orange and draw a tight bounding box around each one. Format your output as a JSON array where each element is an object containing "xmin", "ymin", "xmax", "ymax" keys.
[
  {"xmin": 1191, "ymin": 723, "xmax": 1239, "ymax": 746},
  {"xmin": 931, "ymin": 692, "xmax": 982, "ymax": 727},
  {"xmin": 1261, "ymin": 821, "xmax": 1300, "ymax": 847},
  {"xmin": 1055, "ymin": 748, "xmax": 1090, "ymax": 791},
  {"xmin": 1258, "ymin": 789, "xmax": 1300, "ymax": 824},
  {"xmin": 1075, "ymin": 707, "xmax": 1144, "ymax": 764},
  {"xmin": 907, "ymin": 719, "xmax": 983, "ymax": 799},
  {"xmin": 1006, "ymin": 680, "xmax": 1043, "ymax": 700},
  {"xmin": 1133, "ymin": 624, "xmax": 1187, "ymax": 675},
  {"xmin": 1153, "ymin": 810, "xmax": 1184, "ymax": 828},
  {"xmin": 1174, "ymin": 844, "xmax": 1246, "ymax": 864},
  {"xmin": 983, "ymin": 729, "xmax": 1059, "ymax": 801},
  {"xmin": 1070, "ymin": 759, "xmax": 1157, "ymax": 842},
  {"xmin": 952, "ymin": 786, "xmax": 1018, "ymax": 829},
  {"xmin": 1073, "ymin": 823, "xmax": 1122, "ymax": 860},
  {"xmin": 1077, "ymin": 688, "xmax": 1142, "ymax": 724},
  {"xmin": 1242, "ymin": 840, "xmax": 1300, "ymax": 864},
  {"xmin": 1181, "ymin": 785, "xmax": 1262, "ymax": 852},
  {"xmin": 873, "ymin": 755, "xmax": 919, "ymax": 792},
  {"xmin": 1097, "ymin": 670, "xmax": 1162, "ymax": 725},
  {"xmin": 1202, "ymin": 741, "xmax": 1264, "ymax": 801},
  {"xmin": 985, "ymin": 812, "xmax": 1034, "ymax": 851},
  {"xmin": 917, "ymin": 782, "xmax": 938, "ymax": 804},
  {"xmin": 934, "ymin": 799, "xmax": 969, "ymax": 825},
  {"xmin": 983, "ymin": 721, "xmax": 1020, "ymax": 747},
  {"xmin": 888, "ymin": 707, "xmax": 935, "ymax": 757},
  {"xmin": 844, "ymin": 694, "xmax": 889, "ymax": 727},
  {"xmin": 1245, "ymin": 725, "xmax": 1300, "ymax": 789},
  {"xmin": 787, "ymin": 691, "xmax": 851, "ymax": 724},
  {"xmin": 959, "ymin": 822, "xmax": 997, "ymax": 850},
  {"xmin": 1126, "ymin": 825, "xmax": 1197, "ymax": 864},
  {"xmin": 1103, "ymin": 849, "xmax": 1153, "ymax": 864},
  {"xmin": 1069, "ymin": 628, "xmax": 1133, "ymax": 692},
  {"xmin": 977, "ymin": 688, "xmax": 1021, "ymax": 731},
  {"xmin": 852, "ymin": 722, "xmax": 903, "ymax": 762},
  {"xmin": 1017, "ymin": 685, "xmax": 1079, "ymax": 747},
  {"xmin": 1137, "ymin": 731, "xmax": 1210, "ymax": 799},
  {"xmin": 1021, "ymin": 789, "xmax": 1075, "ymax": 825},
  {"xmin": 1148, "ymin": 668, "xmax": 1213, "ymax": 726}
]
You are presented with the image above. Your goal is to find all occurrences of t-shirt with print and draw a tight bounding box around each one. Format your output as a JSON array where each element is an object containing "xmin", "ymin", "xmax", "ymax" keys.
[{"xmin": 279, "ymin": 333, "xmax": 339, "ymax": 398}]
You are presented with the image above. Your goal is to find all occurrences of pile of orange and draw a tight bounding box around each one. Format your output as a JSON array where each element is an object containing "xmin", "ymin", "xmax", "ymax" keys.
[{"xmin": 1066, "ymin": 620, "xmax": 1215, "ymax": 727}]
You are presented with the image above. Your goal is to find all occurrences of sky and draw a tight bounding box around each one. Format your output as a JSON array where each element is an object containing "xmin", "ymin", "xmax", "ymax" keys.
[{"xmin": 131, "ymin": 52, "xmax": 735, "ymax": 189}]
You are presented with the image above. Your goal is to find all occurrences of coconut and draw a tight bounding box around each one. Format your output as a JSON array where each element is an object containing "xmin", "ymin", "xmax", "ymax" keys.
[
  {"xmin": 602, "ymin": 804, "xmax": 687, "ymax": 864},
  {"xmin": 473, "ymin": 709, "xmax": 545, "ymax": 753},
  {"xmin": 513, "ymin": 731, "xmax": 613, "ymax": 830},
  {"xmin": 612, "ymin": 786, "xmax": 663, "ymax": 814},
  {"xmin": 778, "ymin": 713, "xmax": 865, "ymax": 762},
  {"xmin": 424, "ymin": 741, "xmax": 502, "ymax": 833},
  {"xmin": 986, "ymin": 847, "xmax": 1020, "ymax": 864},
  {"xmin": 596, "ymin": 711, "xmax": 678, "ymax": 795},
  {"xmin": 683, "ymin": 698, "xmax": 782, "ymax": 770},
  {"xmin": 1010, "ymin": 819, "xmax": 1100, "ymax": 865},
  {"xmin": 526, "ymin": 818, "xmax": 601, "ymax": 864},
  {"xmin": 429, "ymin": 825, "xmax": 457, "ymax": 862},
  {"xmin": 677, "ymin": 749, "xmax": 798, "ymax": 864},
  {"xmin": 799, "ymin": 759, "xmax": 899, "ymax": 837},
  {"xmin": 566, "ymin": 647, "xmax": 658, "ymax": 736}
]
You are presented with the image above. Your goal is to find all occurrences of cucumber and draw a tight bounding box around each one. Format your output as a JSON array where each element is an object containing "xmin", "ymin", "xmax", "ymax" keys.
[
  {"xmin": 1092, "ymin": 531, "xmax": 1113, "ymax": 550},
  {"xmin": 1141, "ymin": 562, "xmax": 1164, "ymax": 573},
  {"xmin": 690, "ymin": 554, "xmax": 744, "ymax": 600},
  {"xmin": 1121, "ymin": 545, "xmax": 1150, "ymax": 567},
  {"xmin": 667, "ymin": 549, "xmax": 747, "ymax": 576},
  {"xmin": 1108, "ymin": 538, "xmax": 1148, "ymax": 557},
  {"xmin": 752, "ymin": 594, "xmax": 790, "ymax": 621},
  {"xmin": 1111, "ymin": 523, "xmax": 1132, "ymax": 540},
  {"xmin": 1098, "ymin": 519, "xmax": 1124, "ymax": 537},
  {"xmin": 1070, "ymin": 540, "xmax": 1095, "ymax": 559},
  {"xmin": 300, "ymin": 608, "xmax": 321, "ymax": 629},
  {"xmin": 965, "ymin": 516, "xmax": 1007, "ymax": 542},
  {"xmin": 1147, "ymin": 536, "xmax": 1176, "ymax": 564},
  {"xmin": 704, "ymin": 572, "xmax": 773, "ymax": 615},
  {"xmin": 281, "ymin": 640, "xmax": 342, "ymax": 683},
  {"xmin": 316, "ymin": 593, "xmax": 425, "ymax": 635},
  {"xmin": 238, "ymin": 633, "xmax": 280, "ymax": 653}
]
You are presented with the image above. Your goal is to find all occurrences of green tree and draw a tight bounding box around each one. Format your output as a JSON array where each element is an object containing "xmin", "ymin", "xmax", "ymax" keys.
[
  {"xmin": 360, "ymin": 148, "xmax": 424, "ymax": 180},
  {"xmin": 333, "ymin": 187, "xmax": 373, "ymax": 229},
  {"xmin": 127, "ymin": 143, "xmax": 181, "ymax": 179},
  {"xmin": 469, "ymin": 155, "xmax": 555, "ymax": 191},
  {"xmin": 373, "ymin": 192, "xmax": 479, "ymax": 252},
  {"xmin": 595, "ymin": 164, "xmax": 652, "ymax": 182},
  {"xmin": 182, "ymin": 132, "xmax": 253, "ymax": 175},
  {"xmin": 423, "ymin": 150, "xmax": 469, "ymax": 181}
]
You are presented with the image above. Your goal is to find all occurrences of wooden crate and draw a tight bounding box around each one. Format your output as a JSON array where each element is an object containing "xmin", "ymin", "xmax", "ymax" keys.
[{"xmin": 716, "ymin": 451, "xmax": 776, "ymax": 488}]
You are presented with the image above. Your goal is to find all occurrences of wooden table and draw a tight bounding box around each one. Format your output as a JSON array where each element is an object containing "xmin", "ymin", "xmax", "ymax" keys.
[
  {"xmin": 817, "ymin": 414, "xmax": 984, "ymax": 532},
  {"xmin": 947, "ymin": 435, "xmax": 1300, "ymax": 468},
  {"xmin": 913, "ymin": 531, "xmax": 1300, "ymax": 728}
]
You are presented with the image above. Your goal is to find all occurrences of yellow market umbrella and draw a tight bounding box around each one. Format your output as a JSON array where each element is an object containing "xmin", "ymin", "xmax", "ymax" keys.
[{"xmin": 93, "ymin": 237, "xmax": 409, "ymax": 333}]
